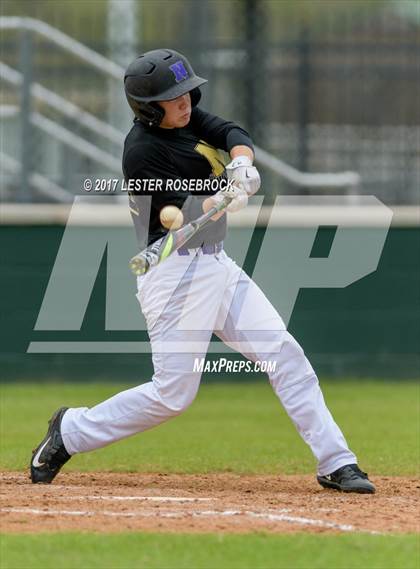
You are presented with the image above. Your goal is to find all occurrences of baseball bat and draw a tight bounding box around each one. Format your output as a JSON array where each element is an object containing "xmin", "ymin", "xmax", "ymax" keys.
[{"xmin": 129, "ymin": 195, "xmax": 232, "ymax": 276}]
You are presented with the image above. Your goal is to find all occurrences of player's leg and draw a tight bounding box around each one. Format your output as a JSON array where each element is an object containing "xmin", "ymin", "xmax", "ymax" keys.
[
  {"xmin": 35, "ymin": 252, "xmax": 224, "ymax": 469},
  {"xmin": 214, "ymin": 252, "xmax": 360, "ymax": 478}
]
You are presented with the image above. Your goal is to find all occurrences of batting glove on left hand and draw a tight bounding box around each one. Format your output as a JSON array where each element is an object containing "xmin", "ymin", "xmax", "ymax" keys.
[
  {"xmin": 212, "ymin": 183, "xmax": 248, "ymax": 213},
  {"xmin": 225, "ymin": 155, "xmax": 261, "ymax": 196}
]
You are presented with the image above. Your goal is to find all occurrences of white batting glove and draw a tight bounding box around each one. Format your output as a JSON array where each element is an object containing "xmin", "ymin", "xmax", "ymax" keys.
[
  {"xmin": 212, "ymin": 183, "xmax": 248, "ymax": 213},
  {"xmin": 225, "ymin": 155, "xmax": 261, "ymax": 196}
]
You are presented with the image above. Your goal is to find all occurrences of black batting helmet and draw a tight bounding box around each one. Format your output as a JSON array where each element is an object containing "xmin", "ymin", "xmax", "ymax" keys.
[{"xmin": 124, "ymin": 49, "xmax": 207, "ymax": 126}]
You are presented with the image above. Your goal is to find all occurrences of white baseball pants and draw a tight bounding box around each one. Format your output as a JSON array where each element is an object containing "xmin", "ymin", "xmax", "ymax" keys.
[{"xmin": 61, "ymin": 248, "xmax": 356, "ymax": 476}]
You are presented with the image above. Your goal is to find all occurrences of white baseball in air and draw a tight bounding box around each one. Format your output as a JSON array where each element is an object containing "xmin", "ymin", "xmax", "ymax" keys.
[{"xmin": 159, "ymin": 205, "xmax": 184, "ymax": 230}]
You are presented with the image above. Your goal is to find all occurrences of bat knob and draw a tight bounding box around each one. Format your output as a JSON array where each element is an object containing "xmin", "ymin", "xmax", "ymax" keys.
[{"xmin": 129, "ymin": 256, "xmax": 148, "ymax": 276}]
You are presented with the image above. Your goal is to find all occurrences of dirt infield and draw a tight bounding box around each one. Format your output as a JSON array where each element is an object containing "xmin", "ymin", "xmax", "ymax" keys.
[{"xmin": 1, "ymin": 472, "xmax": 418, "ymax": 535}]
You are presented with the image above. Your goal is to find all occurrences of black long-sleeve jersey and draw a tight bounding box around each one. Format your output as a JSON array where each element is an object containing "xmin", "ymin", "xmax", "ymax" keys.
[{"xmin": 122, "ymin": 106, "xmax": 254, "ymax": 248}]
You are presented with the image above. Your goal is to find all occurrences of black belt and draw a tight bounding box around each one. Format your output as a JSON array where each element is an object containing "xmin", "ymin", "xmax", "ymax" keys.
[{"xmin": 177, "ymin": 241, "xmax": 223, "ymax": 256}]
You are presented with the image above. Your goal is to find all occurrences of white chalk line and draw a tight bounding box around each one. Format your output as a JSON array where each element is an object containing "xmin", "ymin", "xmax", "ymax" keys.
[
  {"xmin": 196, "ymin": 510, "xmax": 362, "ymax": 533},
  {"xmin": 63, "ymin": 495, "xmax": 214, "ymax": 503},
  {"xmin": 0, "ymin": 506, "xmax": 381, "ymax": 534},
  {"xmin": 1, "ymin": 507, "xmax": 174, "ymax": 519}
]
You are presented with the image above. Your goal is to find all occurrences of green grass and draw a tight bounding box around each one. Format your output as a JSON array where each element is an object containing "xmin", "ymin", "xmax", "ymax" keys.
[
  {"xmin": 1, "ymin": 381, "xmax": 418, "ymax": 475},
  {"xmin": 1, "ymin": 533, "xmax": 419, "ymax": 569},
  {"xmin": 1, "ymin": 382, "xmax": 419, "ymax": 569}
]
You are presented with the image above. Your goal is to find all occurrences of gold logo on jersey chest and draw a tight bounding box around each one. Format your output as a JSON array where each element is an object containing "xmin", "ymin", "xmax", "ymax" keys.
[{"xmin": 194, "ymin": 140, "xmax": 226, "ymax": 177}]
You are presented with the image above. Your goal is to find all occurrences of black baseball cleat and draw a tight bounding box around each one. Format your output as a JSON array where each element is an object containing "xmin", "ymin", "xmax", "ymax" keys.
[
  {"xmin": 30, "ymin": 407, "xmax": 71, "ymax": 484},
  {"xmin": 317, "ymin": 464, "xmax": 376, "ymax": 494}
]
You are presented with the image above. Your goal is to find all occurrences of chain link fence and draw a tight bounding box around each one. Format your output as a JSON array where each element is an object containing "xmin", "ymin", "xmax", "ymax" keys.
[{"xmin": 1, "ymin": 0, "xmax": 419, "ymax": 204}]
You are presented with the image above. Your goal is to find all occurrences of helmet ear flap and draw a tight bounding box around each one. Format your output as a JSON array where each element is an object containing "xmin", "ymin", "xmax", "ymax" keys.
[
  {"xmin": 190, "ymin": 87, "xmax": 202, "ymax": 107},
  {"xmin": 136, "ymin": 102, "xmax": 165, "ymax": 127}
]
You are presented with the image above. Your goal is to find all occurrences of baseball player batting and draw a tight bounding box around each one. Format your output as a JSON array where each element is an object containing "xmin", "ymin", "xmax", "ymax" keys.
[{"xmin": 30, "ymin": 49, "xmax": 375, "ymax": 494}]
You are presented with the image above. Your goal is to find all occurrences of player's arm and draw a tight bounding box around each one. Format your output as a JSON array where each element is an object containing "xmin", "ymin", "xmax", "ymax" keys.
[
  {"xmin": 190, "ymin": 107, "xmax": 254, "ymax": 154},
  {"xmin": 203, "ymin": 145, "xmax": 261, "ymax": 219},
  {"xmin": 230, "ymin": 145, "xmax": 254, "ymax": 162},
  {"xmin": 226, "ymin": 145, "xmax": 260, "ymax": 196},
  {"xmin": 190, "ymin": 108, "xmax": 260, "ymax": 217},
  {"xmin": 203, "ymin": 155, "xmax": 261, "ymax": 218}
]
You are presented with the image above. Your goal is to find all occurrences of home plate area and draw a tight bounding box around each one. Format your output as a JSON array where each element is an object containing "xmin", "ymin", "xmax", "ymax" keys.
[{"xmin": 1, "ymin": 472, "xmax": 418, "ymax": 534}]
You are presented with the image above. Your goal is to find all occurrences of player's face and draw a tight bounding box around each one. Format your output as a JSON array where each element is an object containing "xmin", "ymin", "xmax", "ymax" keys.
[{"xmin": 158, "ymin": 93, "xmax": 191, "ymax": 128}]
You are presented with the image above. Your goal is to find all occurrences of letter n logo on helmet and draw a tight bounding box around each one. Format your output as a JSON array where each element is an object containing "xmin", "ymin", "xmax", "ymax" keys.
[{"xmin": 169, "ymin": 61, "xmax": 189, "ymax": 83}]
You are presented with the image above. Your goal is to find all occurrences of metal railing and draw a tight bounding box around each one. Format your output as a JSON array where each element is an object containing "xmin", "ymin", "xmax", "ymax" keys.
[
  {"xmin": 0, "ymin": 62, "xmax": 125, "ymax": 146},
  {"xmin": 0, "ymin": 16, "xmax": 361, "ymax": 203},
  {"xmin": 1, "ymin": 152, "xmax": 73, "ymax": 202}
]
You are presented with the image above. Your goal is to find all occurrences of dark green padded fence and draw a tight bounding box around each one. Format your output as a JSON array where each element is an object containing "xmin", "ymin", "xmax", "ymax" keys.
[{"xmin": 1, "ymin": 226, "xmax": 419, "ymax": 380}]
